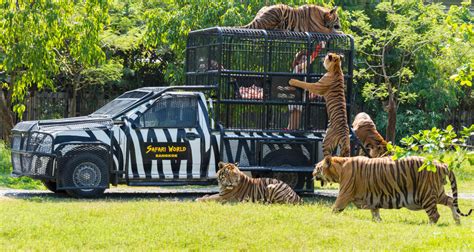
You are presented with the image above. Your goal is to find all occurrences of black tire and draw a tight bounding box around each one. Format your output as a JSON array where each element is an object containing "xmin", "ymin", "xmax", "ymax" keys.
[
  {"xmin": 261, "ymin": 149, "xmax": 311, "ymax": 191},
  {"xmin": 60, "ymin": 153, "xmax": 108, "ymax": 198},
  {"xmin": 41, "ymin": 180, "xmax": 65, "ymax": 194}
]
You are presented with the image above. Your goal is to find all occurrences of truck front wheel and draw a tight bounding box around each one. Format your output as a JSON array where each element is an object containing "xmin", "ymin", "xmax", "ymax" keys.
[
  {"xmin": 61, "ymin": 153, "xmax": 108, "ymax": 198},
  {"xmin": 41, "ymin": 180, "xmax": 65, "ymax": 194}
]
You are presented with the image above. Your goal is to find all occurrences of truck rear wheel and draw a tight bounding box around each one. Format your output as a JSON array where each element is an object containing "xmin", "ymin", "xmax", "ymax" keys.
[
  {"xmin": 261, "ymin": 149, "xmax": 310, "ymax": 190},
  {"xmin": 61, "ymin": 153, "xmax": 108, "ymax": 198}
]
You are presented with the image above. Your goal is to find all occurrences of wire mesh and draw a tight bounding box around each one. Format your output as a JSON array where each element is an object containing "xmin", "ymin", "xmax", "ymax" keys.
[{"xmin": 185, "ymin": 27, "xmax": 353, "ymax": 132}]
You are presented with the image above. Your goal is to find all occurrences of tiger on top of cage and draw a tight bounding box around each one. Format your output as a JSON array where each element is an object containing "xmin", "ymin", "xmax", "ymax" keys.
[{"xmin": 242, "ymin": 4, "xmax": 341, "ymax": 34}]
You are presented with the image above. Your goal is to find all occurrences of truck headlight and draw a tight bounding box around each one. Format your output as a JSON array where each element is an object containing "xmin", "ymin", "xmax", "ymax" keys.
[
  {"xmin": 29, "ymin": 133, "xmax": 53, "ymax": 153},
  {"xmin": 37, "ymin": 135, "xmax": 53, "ymax": 153}
]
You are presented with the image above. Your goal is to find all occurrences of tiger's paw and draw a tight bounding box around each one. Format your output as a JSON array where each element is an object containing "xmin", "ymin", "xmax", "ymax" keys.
[
  {"xmin": 288, "ymin": 79, "xmax": 299, "ymax": 87},
  {"xmin": 332, "ymin": 208, "xmax": 344, "ymax": 214},
  {"xmin": 195, "ymin": 194, "xmax": 210, "ymax": 202},
  {"xmin": 372, "ymin": 217, "xmax": 382, "ymax": 223}
]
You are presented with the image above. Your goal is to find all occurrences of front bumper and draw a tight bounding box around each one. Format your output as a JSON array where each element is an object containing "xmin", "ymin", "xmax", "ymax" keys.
[{"xmin": 11, "ymin": 131, "xmax": 56, "ymax": 179}]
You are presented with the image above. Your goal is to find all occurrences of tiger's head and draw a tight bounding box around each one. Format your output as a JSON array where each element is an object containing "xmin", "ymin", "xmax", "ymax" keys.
[
  {"xmin": 313, "ymin": 156, "xmax": 346, "ymax": 186},
  {"xmin": 323, "ymin": 53, "xmax": 343, "ymax": 72},
  {"xmin": 216, "ymin": 162, "xmax": 242, "ymax": 191},
  {"xmin": 323, "ymin": 6, "xmax": 341, "ymax": 31}
]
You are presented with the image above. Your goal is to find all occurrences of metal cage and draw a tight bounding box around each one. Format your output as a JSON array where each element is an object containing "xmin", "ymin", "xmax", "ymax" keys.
[{"xmin": 185, "ymin": 27, "xmax": 354, "ymax": 133}]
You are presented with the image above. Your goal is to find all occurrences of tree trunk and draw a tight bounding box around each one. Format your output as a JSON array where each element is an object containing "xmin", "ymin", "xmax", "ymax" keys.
[
  {"xmin": 386, "ymin": 94, "xmax": 397, "ymax": 143},
  {"xmin": 380, "ymin": 46, "xmax": 397, "ymax": 143},
  {"xmin": 68, "ymin": 74, "xmax": 81, "ymax": 118},
  {"xmin": 68, "ymin": 86, "xmax": 77, "ymax": 117},
  {"xmin": 0, "ymin": 90, "xmax": 14, "ymax": 142}
]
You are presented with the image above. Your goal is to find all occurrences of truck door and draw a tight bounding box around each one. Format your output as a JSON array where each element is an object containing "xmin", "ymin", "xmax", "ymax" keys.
[{"xmin": 129, "ymin": 93, "xmax": 211, "ymax": 179}]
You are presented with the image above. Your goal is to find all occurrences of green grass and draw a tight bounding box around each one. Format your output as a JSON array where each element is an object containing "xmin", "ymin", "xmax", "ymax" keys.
[
  {"xmin": 1, "ymin": 141, "xmax": 473, "ymax": 250},
  {"xmin": 0, "ymin": 196, "xmax": 473, "ymax": 250},
  {"xmin": 0, "ymin": 141, "xmax": 44, "ymax": 190},
  {"xmin": 451, "ymin": 158, "xmax": 474, "ymax": 193}
]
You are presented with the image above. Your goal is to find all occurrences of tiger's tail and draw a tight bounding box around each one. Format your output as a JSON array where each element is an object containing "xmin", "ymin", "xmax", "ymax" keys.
[
  {"xmin": 449, "ymin": 170, "xmax": 473, "ymax": 217},
  {"xmin": 241, "ymin": 22, "xmax": 257, "ymax": 29}
]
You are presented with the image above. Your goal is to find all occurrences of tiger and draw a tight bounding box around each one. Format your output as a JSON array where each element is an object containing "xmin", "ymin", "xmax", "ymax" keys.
[
  {"xmin": 196, "ymin": 162, "xmax": 302, "ymax": 204},
  {"xmin": 352, "ymin": 112, "xmax": 388, "ymax": 157},
  {"xmin": 242, "ymin": 4, "xmax": 341, "ymax": 34},
  {"xmin": 313, "ymin": 155, "xmax": 473, "ymax": 224},
  {"xmin": 289, "ymin": 53, "xmax": 350, "ymax": 157}
]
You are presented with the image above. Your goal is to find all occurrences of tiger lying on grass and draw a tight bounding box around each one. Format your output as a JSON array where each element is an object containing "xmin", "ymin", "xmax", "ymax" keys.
[
  {"xmin": 196, "ymin": 162, "xmax": 302, "ymax": 204},
  {"xmin": 313, "ymin": 156, "xmax": 473, "ymax": 224}
]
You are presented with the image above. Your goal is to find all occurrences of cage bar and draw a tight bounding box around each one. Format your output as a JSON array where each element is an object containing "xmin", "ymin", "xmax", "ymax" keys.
[{"xmin": 185, "ymin": 27, "xmax": 354, "ymax": 132}]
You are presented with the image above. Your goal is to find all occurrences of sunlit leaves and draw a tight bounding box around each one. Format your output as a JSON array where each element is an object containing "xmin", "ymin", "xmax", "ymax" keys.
[
  {"xmin": 142, "ymin": 0, "xmax": 336, "ymax": 85},
  {"xmin": 0, "ymin": 0, "xmax": 110, "ymax": 117},
  {"xmin": 362, "ymin": 82, "xmax": 388, "ymax": 102},
  {"xmin": 391, "ymin": 124, "xmax": 474, "ymax": 172},
  {"xmin": 450, "ymin": 60, "xmax": 474, "ymax": 87}
]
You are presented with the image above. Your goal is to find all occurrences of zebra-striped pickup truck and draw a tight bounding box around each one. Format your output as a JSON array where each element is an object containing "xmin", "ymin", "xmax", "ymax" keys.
[{"xmin": 11, "ymin": 86, "xmax": 322, "ymax": 197}]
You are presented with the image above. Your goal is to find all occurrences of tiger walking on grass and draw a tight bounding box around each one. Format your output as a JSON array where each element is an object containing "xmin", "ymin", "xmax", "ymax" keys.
[{"xmin": 313, "ymin": 155, "xmax": 473, "ymax": 224}]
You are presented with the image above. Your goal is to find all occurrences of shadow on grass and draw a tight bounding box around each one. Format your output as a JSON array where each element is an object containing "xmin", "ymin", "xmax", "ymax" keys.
[{"xmin": 3, "ymin": 190, "xmax": 337, "ymax": 205}]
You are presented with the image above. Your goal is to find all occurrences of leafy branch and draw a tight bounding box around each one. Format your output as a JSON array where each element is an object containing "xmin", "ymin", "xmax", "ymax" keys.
[{"xmin": 387, "ymin": 124, "xmax": 474, "ymax": 172}]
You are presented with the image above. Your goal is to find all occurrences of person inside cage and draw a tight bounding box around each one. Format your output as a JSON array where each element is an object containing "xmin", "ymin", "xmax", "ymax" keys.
[{"xmin": 279, "ymin": 42, "xmax": 325, "ymax": 130}]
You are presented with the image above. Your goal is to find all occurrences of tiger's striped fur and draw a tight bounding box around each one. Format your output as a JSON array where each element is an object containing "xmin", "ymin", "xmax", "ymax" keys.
[
  {"xmin": 352, "ymin": 112, "xmax": 388, "ymax": 157},
  {"xmin": 289, "ymin": 53, "xmax": 350, "ymax": 157},
  {"xmin": 196, "ymin": 162, "xmax": 302, "ymax": 204},
  {"xmin": 242, "ymin": 4, "xmax": 341, "ymax": 34},
  {"xmin": 313, "ymin": 156, "xmax": 473, "ymax": 224}
]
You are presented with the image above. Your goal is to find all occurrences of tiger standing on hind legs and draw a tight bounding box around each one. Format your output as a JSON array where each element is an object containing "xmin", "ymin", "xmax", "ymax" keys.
[{"xmin": 289, "ymin": 53, "xmax": 350, "ymax": 157}]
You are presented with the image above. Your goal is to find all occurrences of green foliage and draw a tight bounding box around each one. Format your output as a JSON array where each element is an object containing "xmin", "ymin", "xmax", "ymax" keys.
[
  {"xmin": 0, "ymin": 141, "xmax": 10, "ymax": 173},
  {"xmin": 450, "ymin": 60, "xmax": 474, "ymax": 87},
  {"xmin": 0, "ymin": 0, "xmax": 109, "ymax": 117},
  {"xmin": 446, "ymin": 2, "xmax": 474, "ymax": 88},
  {"xmin": 387, "ymin": 124, "xmax": 474, "ymax": 172},
  {"xmin": 0, "ymin": 0, "xmax": 471, "ymax": 141},
  {"xmin": 349, "ymin": 1, "xmax": 444, "ymax": 104},
  {"xmin": 142, "ymin": 0, "xmax": 336, "ymax": 85},
  {"xmin": 80, "ymin": 60, "xmax": 123, "ymax": 86},
  {"xmin": 349, "ymin": 1, "xmax": 473, "ymax": 142}
]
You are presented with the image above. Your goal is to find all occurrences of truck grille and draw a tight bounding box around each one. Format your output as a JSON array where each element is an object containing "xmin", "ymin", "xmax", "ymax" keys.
[{"xmin": 11, "ymin": 132, "xmax": 54, "ymax": 178}]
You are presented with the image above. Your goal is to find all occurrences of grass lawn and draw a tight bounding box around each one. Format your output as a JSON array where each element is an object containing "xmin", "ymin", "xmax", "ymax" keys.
[
  {"xmin": 0, "ymin": 196, "xmax": 473, "ymax": 250},
  {"xmin": 1, "ymin": 141, "xmax": 473, "ymax": 250}
]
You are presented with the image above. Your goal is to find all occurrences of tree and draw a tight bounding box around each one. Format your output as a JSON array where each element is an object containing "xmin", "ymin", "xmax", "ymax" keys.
[
  {"xmin": 349, "ymin": 1, "xmax": 446, "ymax": 143},
  {"xmin": 101, "ymin": 0, "xmax": 165, "ymax": 91},
  {"xmin": 49, "ymin": 1, "xmax": 110, "ymax": 117},
  {"xmin": 0, "ymin": 0, "xmax": 109, "ymax": 139},
  {"xmin": 349, "ymin": 1, "xmax": 473, "ymax": 143},
  {"xmin": 142, "ymin": 0, "xmax": 332, "ymax": 85}
]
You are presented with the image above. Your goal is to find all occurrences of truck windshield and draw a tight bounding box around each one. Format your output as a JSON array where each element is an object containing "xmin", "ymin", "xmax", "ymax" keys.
[{"xmin": 91, "ymin": 91, "xmax": 150, "ymax": 116}]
